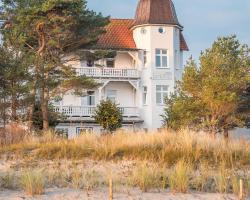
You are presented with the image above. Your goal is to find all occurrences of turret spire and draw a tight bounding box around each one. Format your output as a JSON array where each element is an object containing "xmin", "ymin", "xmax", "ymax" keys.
[{"xmin": 134, "ymin": 0, "xmax": 181, "ymax": 27}]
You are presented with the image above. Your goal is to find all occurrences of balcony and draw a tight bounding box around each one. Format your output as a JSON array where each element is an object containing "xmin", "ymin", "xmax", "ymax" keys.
[
  {"xmin": 75, "ymin": 67, "xmax": 139, "ymax": 79},
  {"xmin": 54, "ymin": 106, "xmax": 140, "ymax": 118}
]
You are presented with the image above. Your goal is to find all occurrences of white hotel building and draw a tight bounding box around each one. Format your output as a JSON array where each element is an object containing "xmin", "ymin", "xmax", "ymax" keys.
[{"xmin": 54, "ymin": 0, "xmax": 189, "ymax": 137}]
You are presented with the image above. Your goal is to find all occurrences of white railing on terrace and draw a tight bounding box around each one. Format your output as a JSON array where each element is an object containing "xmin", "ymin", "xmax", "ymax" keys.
[
  {"xmin": 75, "ymin": 67, "xmax": 139, "ymax": 78},
  {"xmin": 54, "ymin": 106, "xmax": 140, "ymax": 118}
]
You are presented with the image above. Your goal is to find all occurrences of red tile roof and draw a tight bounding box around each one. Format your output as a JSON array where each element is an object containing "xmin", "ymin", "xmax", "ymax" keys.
[
  {"xmin": 96, "ymin": 19, "xmax": 137, "ymax": 50},
  {"xmin": 96, "ymin": 19, "xmax": 189, "ymax": 51}
]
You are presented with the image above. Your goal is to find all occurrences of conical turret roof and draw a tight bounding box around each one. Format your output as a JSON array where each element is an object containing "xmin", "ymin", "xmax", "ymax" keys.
[{"xmin": 134, "ymin": 0, "xmax": 181, "ymax": 27}]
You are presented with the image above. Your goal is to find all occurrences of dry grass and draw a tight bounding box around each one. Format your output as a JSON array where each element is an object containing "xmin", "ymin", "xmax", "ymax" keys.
[
  {"xmin": 0, "ymin": 129, "xmax": 250, "ymax": 195},
  {"xmin": 129, "ymin": 163, "xmax": 165, "ymax": 192},
  {"xmin": 1, "ymin": 129, "xmax": 250, "ymax": 168},
  {"xmin": 169, "ymin": 160, "xmax": 191, "ymax": 193},
  {"xmin": 20, "ymin": 170, "xmax": 45, "ymax": 196},
  {"xmin": 0, "ymin": 122, "xmax": 27, "ymax": 145}
]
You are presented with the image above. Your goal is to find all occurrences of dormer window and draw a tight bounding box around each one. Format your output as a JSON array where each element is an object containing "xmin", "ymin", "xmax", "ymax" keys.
[
  {"xmin": 106, "ymin": 58, "xmax": 115, "ymax": 68},
  {"xmin": 158, "ymin": 27, "xmax": 166, "ymax": 34}
]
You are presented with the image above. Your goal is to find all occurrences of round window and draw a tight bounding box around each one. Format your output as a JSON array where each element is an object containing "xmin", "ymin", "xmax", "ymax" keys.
[
  {"xmin": 141, "ymin": 28, "xmax": 147, "ymax": 34},
  {"xmin": 158, "ymin": 27, "xmax": 166, "ymax": 34}
]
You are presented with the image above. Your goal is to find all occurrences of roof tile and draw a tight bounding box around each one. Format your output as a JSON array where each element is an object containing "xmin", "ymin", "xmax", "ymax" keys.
[{"xmin": 96, "ymin": 19, "xmax": 189, "ymax": 51}]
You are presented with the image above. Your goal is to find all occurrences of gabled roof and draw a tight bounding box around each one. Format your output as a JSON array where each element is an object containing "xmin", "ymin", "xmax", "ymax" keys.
[
  {"xmin": 96, "ymin": 19, "xmax": 137, "ymax": 50},
  {"xmin": 96, "ymin": 19, "xmax": 189, "ymax": 51},
  {"xmin": 134, "ymin": 0, "xmax": 181, "ymax": 27}
]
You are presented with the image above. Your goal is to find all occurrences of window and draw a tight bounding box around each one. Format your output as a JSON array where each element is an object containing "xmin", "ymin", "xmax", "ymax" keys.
[
  {"xmin": 106, "ymin": 59, "xmax": 115, "ymax": 68},
  {"xmin": 158, "ymin": 27, "xmax": 166, "ymax": 34},
  {"xmin": 175, "ymin": 50, "xmax": 179, "ymax": 69},
  {"xmin": 143, "ymin": 86, "xmax": 147, "ymax": 105},
  {"xmin": 156, "ymin": 49, "xmax": 168, "ymax": 68},
  {"xmin": 81, "ymin": 91, "xmax": 95, "ymax": 106},
  {"xmin": 107, "ymin": 90, "xmax": 117, "ymax": 103},
  {"xmin": 156, "ymin": 85, "xmax": 168, "ymax": 104},
  {"xmin": 141, "ymin": 28, "xmax": 147, "ymax": 35},
  {"xmin": 55, "ymin": 128, "xmax": 68, "ymax": 139},
  {"xmin": 143, "ymin": 51, "xmax": 147, "ymax": 66},
  {"xmin": 76, "ymin": 127, "xmax": 93, "ymax": 136},
  {"xmin": 87, "ymin": 59, "xmax": 94, "ymax": 67}
]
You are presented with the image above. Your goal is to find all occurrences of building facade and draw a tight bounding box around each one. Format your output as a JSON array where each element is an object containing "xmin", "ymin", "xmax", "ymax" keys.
[{"xmin": 54, "ymin": 0, "xmax": 189, "ymax": 138}]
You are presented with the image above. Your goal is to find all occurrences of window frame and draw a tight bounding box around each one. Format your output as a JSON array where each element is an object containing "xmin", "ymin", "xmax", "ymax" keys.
[
  {"xmin": 155, "ymin": 49, "xmax": 169, "ymax": 68},
  {"xmin": 81, "ymin": 91, "xmax": 96, "ymax": 106},
  {"xmin": 76, "ymin": 127, "xmax": 93, "ymax": 136},
  {"xmin": 156, "ymin": 85, "xmax": 169, "ymax": 105},
  {"xmin": 143, "ymin": 50, "xmax": 147, "ymax": 67},
  {"xmin": 106, "ymin": 90, "xmax": 117, "ymax": 103},
  {"xmin": 143, "ymin": 86, "xmax": 148, "ymax": 105},
  {"xmin": 106, "ymin": 58, "xmax": 115, "ymax": 68}
]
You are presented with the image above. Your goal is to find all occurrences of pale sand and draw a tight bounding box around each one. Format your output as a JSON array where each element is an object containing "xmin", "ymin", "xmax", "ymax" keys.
[{"xmin": 0, "ymin": 188, "xmax": 245, "ymax": 200}]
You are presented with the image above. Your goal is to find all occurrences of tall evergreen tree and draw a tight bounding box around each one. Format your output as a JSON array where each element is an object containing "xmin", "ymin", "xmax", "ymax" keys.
[
  {"xmin": 163, "ymin": 36, "xmax": 250, "ymax": 137},
  {"xmin": 2, "ymin": 0, "xmax": 109, "ymax": 130},
  {"xmin": 0, "ymin": 44, "xmax": 31, "ymax": 124}
]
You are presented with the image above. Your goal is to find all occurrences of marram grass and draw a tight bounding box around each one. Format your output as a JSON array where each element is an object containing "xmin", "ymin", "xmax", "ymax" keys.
[{"xmin": 1, "ymin": 129, "xmax": 249, "ymax": 168}]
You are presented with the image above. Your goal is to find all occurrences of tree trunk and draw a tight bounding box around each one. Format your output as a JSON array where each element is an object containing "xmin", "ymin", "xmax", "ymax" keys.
[
  {"xmin": 223, "ymin": 129, "xmax": 229, "ymax": 139},
  {"xmin": 40, "ymin": 72, "xmax": 49, "ymax": 131},
  {"xmin": 11, "ymin": 89, "xmax": 18, "ymax": 121},
  {"xmin": 3, "ymin": 96, "xmax": 6, "ymax": 129},
  {"xmin": 27, "ymin": 86, "xmax": 36, "ymax": 132}
]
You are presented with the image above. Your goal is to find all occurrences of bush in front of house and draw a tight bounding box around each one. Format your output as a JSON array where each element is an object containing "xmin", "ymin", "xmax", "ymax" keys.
[{"xmin": 94, "ymin": 100, "xmax": 122, "ymax": 133}]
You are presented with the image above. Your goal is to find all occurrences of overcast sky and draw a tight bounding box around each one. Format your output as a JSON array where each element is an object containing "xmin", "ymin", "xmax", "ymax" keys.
[{"xmin": 88, "ymin": 0, "xmax": 250, "ymax": 63}]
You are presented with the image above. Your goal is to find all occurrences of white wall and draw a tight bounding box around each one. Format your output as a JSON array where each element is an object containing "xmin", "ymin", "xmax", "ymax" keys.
[
  {"xmin": 60, "ymin": 82, "xmax": 136, "ymax": 108},
  {"xmin": 133, "ymin": 25, "xmax": 183, "ymax": 130},
  {"xmin": 103, "ymin": 82, "xmax": 136, "ymax": 107},
  {"xmin": 115, "ymin": 52, "xmax": 135, "ymax": 69}
]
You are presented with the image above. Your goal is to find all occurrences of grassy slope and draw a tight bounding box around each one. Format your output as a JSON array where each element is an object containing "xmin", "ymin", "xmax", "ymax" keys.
[{"xmin": 0, "ymin": 129, "xmax": 250, "ymax": 195}]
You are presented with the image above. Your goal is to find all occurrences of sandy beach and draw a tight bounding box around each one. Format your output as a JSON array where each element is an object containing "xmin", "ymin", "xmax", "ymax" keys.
[{"xmin": 0, "ymin": 188, "xmax": 244, "ymax": 200}]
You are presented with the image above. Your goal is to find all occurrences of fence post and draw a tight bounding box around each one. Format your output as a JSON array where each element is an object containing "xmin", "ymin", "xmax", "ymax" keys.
[
  {"xmin": 239, "ymin": 179, "xmax": 244, "ymax": 200},
  {"xmin": 109, "ymin": 178, "xmax": 113, "ymax": 200}
]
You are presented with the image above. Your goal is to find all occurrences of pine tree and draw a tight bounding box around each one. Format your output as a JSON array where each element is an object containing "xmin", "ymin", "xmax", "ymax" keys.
[
  {"xmin": 0, "ymin": 44, "xmax": 31, "ymax": 125},
  {"xmin": 2, "ymin": 0, "xmax": 109, "ymax": 130},
  {"xmin": 163, "ymin": 36, "xmax": 250, "ymax": 137}
]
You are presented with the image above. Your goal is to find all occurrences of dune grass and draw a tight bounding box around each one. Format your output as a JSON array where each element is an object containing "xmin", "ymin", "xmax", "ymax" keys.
[
  {"xmin": 169, "ymin": 160, "xmax": 191, "ymax": 193},
  {"xmin": 20, "ymin": 170, "xmax": 45, "ymax": 196},
  {"xmin": 1, "ymin": 129, "xmax": 249, "ymax": 168},
  {"xmin": 0, "ymin": 129, "xmax": 250, "ymax": 195}
]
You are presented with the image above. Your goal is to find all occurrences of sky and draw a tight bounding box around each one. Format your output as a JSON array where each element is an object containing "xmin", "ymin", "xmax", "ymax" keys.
[{"xmin": 87, "ymin": 0, "xmax": 250, "ymax": 63}]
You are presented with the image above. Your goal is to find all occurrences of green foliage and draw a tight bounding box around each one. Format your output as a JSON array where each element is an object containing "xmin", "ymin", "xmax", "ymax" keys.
[
  {"xmin": 163, "ymin": 35, "xmax": 250, "ymax": 133},
  {"xmin": 0, "ymin": 44, "xmax": 32, "ymax": 122},
  {"xmin": 32, "ymin": 102, "xmax": 65, "ymax": 130},
  {"xmin": 1, "ymin": 0, "xmax": 109, "ymax": 130},
  {"xmin": 94, "ymin": 100, "xmax": 122, "ymax": 133}
]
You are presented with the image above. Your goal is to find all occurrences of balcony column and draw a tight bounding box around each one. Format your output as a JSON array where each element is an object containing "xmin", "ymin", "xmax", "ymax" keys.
[{"xmin": 98, "ymin": 87, "xmax": 103, "ymax": 103}]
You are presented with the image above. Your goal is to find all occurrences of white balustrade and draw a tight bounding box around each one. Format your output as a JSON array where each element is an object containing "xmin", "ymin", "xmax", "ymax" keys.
[
  {"xmin": 54, "ymin": 106, "xmax": 139, "ymax": 118},
  {"xmin": 75, "ymin": 67, "xmax": 139, "ymax": 78}
]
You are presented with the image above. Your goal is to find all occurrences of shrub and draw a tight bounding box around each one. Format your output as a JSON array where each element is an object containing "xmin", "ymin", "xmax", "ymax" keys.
[
  {"xmin": 20, "ymin": 170, "xmax": 45, "ymax": 196},
  {"xmin": 94, "ymin": 100, "xmax": 122, "ymax": 133},
  {"xmin": 169, "ymin": 160, "xmax": 191, "ymax": 193}
]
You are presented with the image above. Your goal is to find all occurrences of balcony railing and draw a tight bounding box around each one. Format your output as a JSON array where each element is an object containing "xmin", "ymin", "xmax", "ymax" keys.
[
  {"xmin": 75, "ymin": 67, "xmax": 139, "ymax": 79},
  {"xmin": 54, "ymin": 106, "xmax": 140, "ymax": 118}
]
